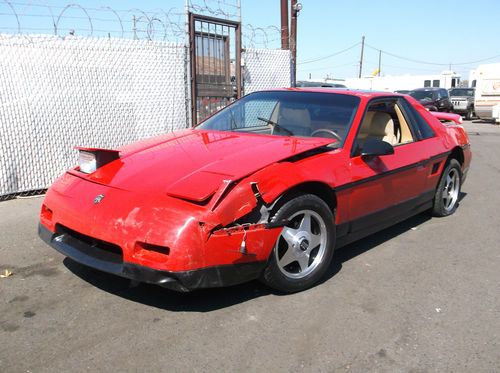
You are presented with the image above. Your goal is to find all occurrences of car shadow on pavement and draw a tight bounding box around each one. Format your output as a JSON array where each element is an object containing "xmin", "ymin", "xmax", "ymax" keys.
[
  {"xmin": 327, "ymin": 213, "xmax": 431, "ymax": 278},
  {"xmin": 64, "ymin": 257, "xmax": 274, "ymax": 312},
  {"xmin": 64, "ymin": 205, "xmax": 462, "ymax": 312}
]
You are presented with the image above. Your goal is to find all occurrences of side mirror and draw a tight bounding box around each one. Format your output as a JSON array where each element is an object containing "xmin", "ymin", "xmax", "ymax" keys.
[{"xmin": 361, "ymin": 139, "xmax": 394, "ymax": 158}]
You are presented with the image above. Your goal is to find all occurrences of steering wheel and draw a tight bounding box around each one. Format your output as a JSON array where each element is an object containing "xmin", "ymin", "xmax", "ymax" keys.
[{"xmin": 310, "ymin": 128, "xmax": 342, "ymax": 141}]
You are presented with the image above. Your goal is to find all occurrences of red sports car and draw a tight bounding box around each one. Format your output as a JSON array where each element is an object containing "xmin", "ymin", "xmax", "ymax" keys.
[{"xmin": 39, "ymin": 89, "xmax": 471, "ymax": 293}]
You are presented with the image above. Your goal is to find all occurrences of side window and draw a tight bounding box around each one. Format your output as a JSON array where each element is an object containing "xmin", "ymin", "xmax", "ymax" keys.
[
  {"xmin": 354, "ymin": 100, "xmax": 414, "ymax": 155},
  {"xmin": 400, "ymin": 98, "xmax": 436, "ymax": 140},
  {"xmin": 432, "ymin": 80, "xmax": 440, "ymax": 87},
  {"xmin": 441, "ymin": 89, "xmax": 449, "ymax": 98},
  {"xmin": 424, "ymin": 80, "xmax": 431, "ymax": 87}
]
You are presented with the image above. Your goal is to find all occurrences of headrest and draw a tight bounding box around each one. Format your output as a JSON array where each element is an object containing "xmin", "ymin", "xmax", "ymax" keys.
[
  {"xmin": 370, "ymin": 112, "xmax": 393, "ymax": 136},
  {"xmin": 280, "ymin": 107, "xmax": 311, "ymax": 127}
]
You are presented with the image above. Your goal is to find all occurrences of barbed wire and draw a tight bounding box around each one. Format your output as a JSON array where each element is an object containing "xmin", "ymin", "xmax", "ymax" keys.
[
  {"xmin": 0, "ymin": 1, "xmax": 280, "ymax": 48},
  {"xmin": 187, "ymin": 0, "xmax": 239, "ymax": 20},
  {"xmin": 242, "ymin": 24, "xmax": 281, "ymax": 49}
]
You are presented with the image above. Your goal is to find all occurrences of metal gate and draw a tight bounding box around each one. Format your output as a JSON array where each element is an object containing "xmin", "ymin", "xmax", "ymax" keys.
[{"xmin": 189, "ymin": 13, "xmax": 241, "ymax": 125}]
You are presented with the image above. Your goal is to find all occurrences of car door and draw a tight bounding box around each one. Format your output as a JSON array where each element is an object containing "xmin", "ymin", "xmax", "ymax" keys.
[{"xmin": 345, "ymin": 98, "xmax": 431, "ymax": 234}]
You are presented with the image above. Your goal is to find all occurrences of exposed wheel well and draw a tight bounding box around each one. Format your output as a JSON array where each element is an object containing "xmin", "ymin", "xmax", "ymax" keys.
[
  {"xmin": 273, "ymin": 182, "xmax": 337, "ymax": 213},
  {"xmin": 448, "ymin": 146, "xmax": 464, "ymax": 166}
]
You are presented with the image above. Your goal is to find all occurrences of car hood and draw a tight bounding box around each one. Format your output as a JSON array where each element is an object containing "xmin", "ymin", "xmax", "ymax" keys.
[{"xmin": 78, "ymin": 129, "xmax": 334, "ymax": 202}]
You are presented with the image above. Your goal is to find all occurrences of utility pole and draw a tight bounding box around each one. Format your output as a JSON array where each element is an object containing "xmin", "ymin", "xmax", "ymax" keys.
[
  {"xmin": 290, "ymin": 0, "xmax": 298, "ymax": 87},
  {"xmin": 132, "ymin": 15, "xmax": 137, "ymax": 40},
  {"xmin": 378, "ymin": 49, "xmax": 381, "ymax": 77},
  {"xmin": 280, "ymin": 0, "xmax": 289, "ymax": 50},
  {"xmin": 358, "ymin": 35, "xmax": 365, "ymax": 78}
]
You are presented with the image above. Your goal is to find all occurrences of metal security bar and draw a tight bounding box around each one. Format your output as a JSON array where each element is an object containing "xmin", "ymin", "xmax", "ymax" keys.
[{"xmin": 189, "ymin": 13, "xmax": 241, "ymax": 125}]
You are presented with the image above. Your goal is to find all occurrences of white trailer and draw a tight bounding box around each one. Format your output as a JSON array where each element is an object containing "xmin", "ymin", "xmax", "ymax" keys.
[
  {"xmin": 474, "ymin": 63, "xmax": 500, "ymax": 123},
  {"xmin": 344, "ymin": 71, "xmax": 461, "ymax": 92}
]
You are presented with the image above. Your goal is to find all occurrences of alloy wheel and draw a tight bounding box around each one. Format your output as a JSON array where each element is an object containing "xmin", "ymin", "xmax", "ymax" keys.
[
  {"xmin": 443, "ymin": 168, "xmax": 460, "ymax": 212},
  {"xmin": 274, "ymin": 209, "xmax": 327, "ymax": 279}
]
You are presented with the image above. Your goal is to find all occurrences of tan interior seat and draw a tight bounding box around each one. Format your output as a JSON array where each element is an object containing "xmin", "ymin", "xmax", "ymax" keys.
[
  {"xmin": 279, "ymin": 107, "xmax": 311, "ymax": 126},
  {"xmin": 358, "ymin": 111, "xmax": 397, "ymax": 145},
  {"xmin": 394, "ymin": 104, "xmax": 413, "ymax": 144},
  {"xmin": 278, "ymin": 107, "xmax": 311, "ymax": 136}
]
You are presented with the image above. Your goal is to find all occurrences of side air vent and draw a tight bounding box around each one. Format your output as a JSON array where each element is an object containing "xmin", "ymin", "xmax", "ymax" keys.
[{"xmin": 431, "ymin": 162, "xmax": 441, "ymax": 175}]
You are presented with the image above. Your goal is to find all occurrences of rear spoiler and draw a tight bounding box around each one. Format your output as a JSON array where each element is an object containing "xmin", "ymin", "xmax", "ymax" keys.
[{"xmin": 429, "ymin": 111, "xmax": 463, "ymax": 124}]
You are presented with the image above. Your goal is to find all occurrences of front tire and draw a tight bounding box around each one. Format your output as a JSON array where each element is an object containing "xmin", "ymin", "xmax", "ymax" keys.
[
  {"xmin": 465, "ymin": 107, "xmax": 473, "ymax": 120},
  {"xmin": 432, "ymin": 159, "xmax": 462, "ymax": 217},
  {"xmin": 261, "ymin": 194, "xmax": 335, "ymax": 293}
]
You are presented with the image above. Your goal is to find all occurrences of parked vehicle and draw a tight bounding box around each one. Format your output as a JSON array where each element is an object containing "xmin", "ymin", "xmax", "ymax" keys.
[
  {"xmin": 297, "ymin": 80, "xmax": 347, "ymax": 88},
  {"xmin": 449, "ymin": 88, "xmax": 475, "ymax": 120},
  {"xmin": 409, "ymin": 87, "xmax": 453, "ymax": 112},
  {"xmin": 39, "ymin": 89, "xmax": 471, "ymax": 293},
  {"xmin": 474, "ymin": 63, "xmax": 500, "ymax": 124},
  {"xmin": 394, "ymin": 90, "xmax": 411, "ymax": 94}
]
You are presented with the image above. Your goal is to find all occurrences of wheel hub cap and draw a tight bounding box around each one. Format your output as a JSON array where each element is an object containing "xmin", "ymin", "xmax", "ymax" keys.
[
  {"xmin": 299, "ymin": 238, "xmax": 309, "ymax": 251},
  {"xmin": 292, "ymin": 233, "xmax": 310, "ymax": 252},
  {"xmin": 274, "ymin": 210, "xmax": 328, "ymax": 279}
]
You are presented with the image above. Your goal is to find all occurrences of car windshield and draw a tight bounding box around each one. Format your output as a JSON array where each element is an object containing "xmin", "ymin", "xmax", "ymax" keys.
[
  {"xmin": 197, "ymin": 91, "xmax": 360, "ymax": 145},
  {"xmin": 449, "ymin": 88, "xmax": 474, "ymax": 97},
  {"xmin": 410, "ymin": 90, "xmax": 434, "ymax": 100}
]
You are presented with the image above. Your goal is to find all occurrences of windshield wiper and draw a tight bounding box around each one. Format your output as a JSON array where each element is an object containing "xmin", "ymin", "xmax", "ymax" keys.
[
  {"xmin": 257, "ymin": 117, "xmax": 294, "ymax": 136},
  {"xmin": 229, "ymin": 108, "xmax": 238, "ymax": 130}
]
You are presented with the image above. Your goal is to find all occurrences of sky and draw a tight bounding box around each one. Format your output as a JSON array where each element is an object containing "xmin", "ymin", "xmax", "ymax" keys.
[{"xmin": 2, "ymin": 0, "xmax": 500, "ymax": 81}]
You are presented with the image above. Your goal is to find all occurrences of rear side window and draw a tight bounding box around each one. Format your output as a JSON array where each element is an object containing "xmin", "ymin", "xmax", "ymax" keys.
[{"xmin": 400, "ymin": 98, "xmax": 436, "ymax": 140}]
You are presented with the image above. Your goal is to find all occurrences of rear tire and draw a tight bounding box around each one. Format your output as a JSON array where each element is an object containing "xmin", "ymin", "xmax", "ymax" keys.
[
  {"xmin": 261, "ymin": 194, "xmax": 335, "ymax": 293},
  {"xmin": 432, "ymin": 159, "xmax": 462, "ymax": 217}
]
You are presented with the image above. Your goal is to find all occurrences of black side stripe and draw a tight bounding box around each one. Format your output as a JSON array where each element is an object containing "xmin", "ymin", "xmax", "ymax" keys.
[{"xmin": 334, "ymin": 151, "xmax": 451, "ymax": 192}]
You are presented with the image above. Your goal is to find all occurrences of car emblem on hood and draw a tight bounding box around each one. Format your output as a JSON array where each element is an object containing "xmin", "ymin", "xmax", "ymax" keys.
[{"xmin": 93, "ymin": 194, "xmax": 105, "ymax": 204}]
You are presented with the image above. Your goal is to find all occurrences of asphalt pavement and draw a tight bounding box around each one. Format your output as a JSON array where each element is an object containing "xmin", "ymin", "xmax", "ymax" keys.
[{"xmin": 1, "ymin": 120, "xmax": 499, "ymax": 372}]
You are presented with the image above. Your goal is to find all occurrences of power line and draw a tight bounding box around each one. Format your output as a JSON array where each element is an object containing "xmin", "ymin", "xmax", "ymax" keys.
[
  {"xmin": 298, "ymin": 42, "xmax": 360, "ymax": 65},
  {"xmin": 450, "ymin": 54, "xmax": 500, "ymax": 66},
  {"xmin": 298, "ymin": 61, "xmax": 358, "ymax": 72},
  {"xmin": 365, "ymin": 42, "xmax": 500, "ymax": 66}
]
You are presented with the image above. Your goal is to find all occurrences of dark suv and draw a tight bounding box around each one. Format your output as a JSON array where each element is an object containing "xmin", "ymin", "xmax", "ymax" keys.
[{"xmin": 409, "ymin": 88, "xmax": 453, "ymax": 112}]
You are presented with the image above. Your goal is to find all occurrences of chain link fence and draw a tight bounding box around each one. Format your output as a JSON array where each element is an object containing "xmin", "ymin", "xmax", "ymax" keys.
[
  {"xmin": 0, "ymin": 1, "xmax": 290, "ymax": 201},
  {"xmin": 243, "ymin": 48, "xmax": 292, "ymax": 94},
  {"xmin": 0, "ymin": 34, "xmax": 187, "ymax": 199}
]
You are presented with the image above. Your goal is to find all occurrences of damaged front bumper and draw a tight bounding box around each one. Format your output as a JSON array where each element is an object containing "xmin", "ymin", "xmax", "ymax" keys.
[{"xmin": 39, "ymin": 223, "xmax": 268, "ymax": 292}]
